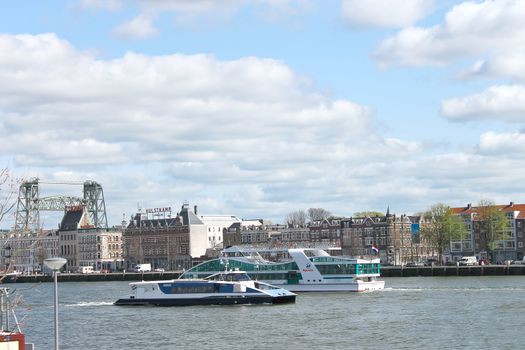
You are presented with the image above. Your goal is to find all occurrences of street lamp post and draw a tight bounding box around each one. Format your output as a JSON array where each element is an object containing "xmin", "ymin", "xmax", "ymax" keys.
[{"xmin": 44, "ymin": 257, "xmax": 67, "ymax": 350}]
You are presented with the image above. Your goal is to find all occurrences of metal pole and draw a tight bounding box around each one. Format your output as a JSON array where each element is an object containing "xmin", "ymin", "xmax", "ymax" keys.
[
  {"xmin": 5, "ymin": 288, "xmax": 9, "ymax": 331},
  {"xmin": 0, "ymin": 289, "xmax": 4, "ymax": 331},
  {"xmin": 54, "ymin": 270, "xmax": 59, "ymax": 350}
]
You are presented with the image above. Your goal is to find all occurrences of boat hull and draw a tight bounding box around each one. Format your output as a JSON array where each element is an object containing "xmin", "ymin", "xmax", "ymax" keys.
[
  {"xmin": 114, "ymin": 294, "xmax": 295, "ymax": 306},
  {"xmin": 269, "ymin": 280, "xmax": 385, "ymax": 292}
]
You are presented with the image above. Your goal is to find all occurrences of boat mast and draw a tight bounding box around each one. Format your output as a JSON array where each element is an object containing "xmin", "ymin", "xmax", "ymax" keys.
[{"xmin": 0, "ymin": 288, "xmax": 10, "ymax": 332}]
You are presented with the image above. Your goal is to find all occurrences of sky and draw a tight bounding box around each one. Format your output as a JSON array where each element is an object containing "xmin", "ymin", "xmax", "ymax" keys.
[{"xmin": 1, "ymin": 0, "xmax": 525, "ymax": 228}]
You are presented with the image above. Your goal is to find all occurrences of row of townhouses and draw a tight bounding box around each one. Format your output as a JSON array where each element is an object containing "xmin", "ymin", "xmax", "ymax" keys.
[{"xmin": 2, "ymin": 202, "xmax": 525, "ymax": 272}]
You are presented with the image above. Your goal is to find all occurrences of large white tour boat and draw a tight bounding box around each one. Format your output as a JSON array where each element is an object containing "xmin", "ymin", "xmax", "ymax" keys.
[
  {"xmin": 114, "ymin": 270, "xmax": 296, "ymax": 306},
  {"xmin": 181, "ymin": 246, "xmax": 385, "ymax": 292}
]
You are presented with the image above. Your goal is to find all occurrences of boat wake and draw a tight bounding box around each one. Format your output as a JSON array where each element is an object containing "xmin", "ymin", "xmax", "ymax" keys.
[{"xmin": 64, "ymin": 301, "xmax": 114, "ymax": 308}]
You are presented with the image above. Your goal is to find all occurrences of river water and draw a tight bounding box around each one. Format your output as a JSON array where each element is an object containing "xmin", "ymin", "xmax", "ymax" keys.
[{"xmin": 4, "ymin": 276, "xmax": 525, "ymax": 350}]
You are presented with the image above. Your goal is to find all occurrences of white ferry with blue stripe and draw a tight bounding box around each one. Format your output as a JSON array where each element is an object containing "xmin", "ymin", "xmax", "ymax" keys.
[
  {"xmin": 114, "ymin": 270, "xmax": 296, "ymax": 306},
  {"xmin": 181, "ymin": 246, "xmax": 384, "ymax": 292}
]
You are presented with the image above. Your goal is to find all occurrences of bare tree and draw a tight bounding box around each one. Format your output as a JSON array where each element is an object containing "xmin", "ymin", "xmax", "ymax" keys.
[
  {"xmin": 307, "ymin": 208, "xmax": 331, "ymax": 222},
  {"xmin": 0, "ymin": 168, "xmax": 19, "ymax": 280},
  {"xmin": 0, "ymin": 168, "xmax": 17, "ymax": 225},
  {"xmin": 285, "ymin": 210, "xmax": 307, "ymax": 227},
  {"xmin": 353, "ymin": 211, "xmax": 384, "ymax": 217}
]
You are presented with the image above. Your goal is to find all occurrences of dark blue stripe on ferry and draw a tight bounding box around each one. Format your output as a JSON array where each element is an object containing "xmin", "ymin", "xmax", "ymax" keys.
[
  {"xmin": 114, "ymin": 295, "xmax": 295, "ymax": 306},
  {"xmin": 158, "ymin": 281, "xmax": 236, "ymax": 294}
]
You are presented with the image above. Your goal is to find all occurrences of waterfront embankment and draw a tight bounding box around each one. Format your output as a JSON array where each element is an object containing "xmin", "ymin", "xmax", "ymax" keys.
[
  {"xmin": 381, "ymin": 264, "xmax": 525, "ymax": 277},
  {"xmin": 3, "ymin": 265, "xmax": 525, "ymax": 283},
  {"xmin": 1, "ymin": 271, "xmax": 182, "ymax": 283}
]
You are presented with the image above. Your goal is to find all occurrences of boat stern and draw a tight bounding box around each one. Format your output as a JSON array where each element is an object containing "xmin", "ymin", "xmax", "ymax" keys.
[{"xmin": 355, "ymin": 278, "xmax": 385, "ymax": 292}]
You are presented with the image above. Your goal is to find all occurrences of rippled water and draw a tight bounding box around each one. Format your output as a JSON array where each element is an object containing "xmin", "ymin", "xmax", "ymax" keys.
[{"xmin": 4, "ymin": 276, "xmax": 525, "ymax": 349}]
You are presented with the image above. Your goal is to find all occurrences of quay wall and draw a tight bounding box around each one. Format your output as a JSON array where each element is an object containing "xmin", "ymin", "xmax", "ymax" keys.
[
  {"xmin": 1, "ymin": 271, "xmax": 182, "ymax": 284},
  {"xmin": 380, "ymin": 265, "xmax": 525, "ymax": 277},
  {"xmin": 2, "ymin": 265, "xmax": 525, "ymax": 283}
]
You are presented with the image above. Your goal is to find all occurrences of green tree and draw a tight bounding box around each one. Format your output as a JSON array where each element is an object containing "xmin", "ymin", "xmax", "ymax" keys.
[
  {"xmin": 475, "ymin": 200, "xmax": 510, "ymax": 262},
  {"xmin": 422, "ymin": 203, "xmax": 467, "ymax": 264}
]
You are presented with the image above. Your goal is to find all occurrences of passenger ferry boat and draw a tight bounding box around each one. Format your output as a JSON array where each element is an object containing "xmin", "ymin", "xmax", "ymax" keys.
[
  {"xmin": 114, "ymin": 270, "xmax": 296, "ymax": 306},
  {"xmin": 181, "ymin": 246, "xmax": 385, "ymax": 292}
]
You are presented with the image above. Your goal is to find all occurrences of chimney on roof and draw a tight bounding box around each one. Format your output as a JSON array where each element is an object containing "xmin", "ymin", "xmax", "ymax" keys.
[
  {"xmin": 467, "ymin": 203, "xmax": 472, "ymax": 209},
  {"xmin": 510, "ymin": 202, "xmax": 514, "ymax": 207},
  {"xmin": 194, "ymin": 205, "xmax": 197, "ymax": 214}
]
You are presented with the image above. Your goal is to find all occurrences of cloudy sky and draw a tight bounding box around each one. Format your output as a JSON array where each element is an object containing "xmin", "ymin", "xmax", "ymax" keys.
[{"xmin": 1, "ymin": 0, "xmax": 524, "ymax": 228}]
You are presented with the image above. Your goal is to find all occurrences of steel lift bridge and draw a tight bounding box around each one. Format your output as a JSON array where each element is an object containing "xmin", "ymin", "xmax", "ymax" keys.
[{"xmin": 13, "ymin": 178, "xmax": 108, "ymax": 233}]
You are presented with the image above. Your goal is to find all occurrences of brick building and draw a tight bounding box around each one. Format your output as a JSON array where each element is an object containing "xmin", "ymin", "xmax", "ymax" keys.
[
  {"xmin": 123, "ymin": 203, "xmax": 210, "ymax": 270},
  {"xmin": 59, "ymin": 205, "xmax": 124, "ymax": 271},
  {"xmin": 308, "ymin": 218, "xmax": 341, "ymax": 247},
  {"xmin": 451, "ymin": 202, "xmax": 525, "ymax": 262},
  {"xmin": 341, "ymin": 210, "xmax": 434, "ymax": 265}
]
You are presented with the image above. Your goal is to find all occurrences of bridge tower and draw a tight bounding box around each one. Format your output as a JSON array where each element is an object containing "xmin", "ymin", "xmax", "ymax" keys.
[
  {"xmin": 83, "ymin": 180, "xmax": 108, "ymax": 230},
  {"xmin": 14, "ymin": 178, "xmax": 40, "ymax": 232},
  {"xmin": 13, "ymin": 179, "xmax": 109, "ymax": 232}
]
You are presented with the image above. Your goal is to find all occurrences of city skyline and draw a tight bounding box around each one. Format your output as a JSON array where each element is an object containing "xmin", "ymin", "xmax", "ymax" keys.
[{"xmin": 1, "ymin": 0, "xmax": 525, "ymax": 228}]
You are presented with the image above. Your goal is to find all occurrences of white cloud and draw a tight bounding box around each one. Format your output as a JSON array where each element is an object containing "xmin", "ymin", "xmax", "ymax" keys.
[
  {"xmin": 375, "ymin": 0, "xmax": 525, "ymax": 67},
  {"xmin": 461, "ymin": 52, "xmax": 525, "ymax": 82},
  {"xmin": 4, "ymin": 33, "xmax": 525, "ymax": 228},
  {"xmin": 342, "ymin": 0, "xmax": 433, "ymax": 29},
  {"xmin": 112, "ymin": 15, "xmax": 158, "ymax": 39},
  {"xmin": 0, "ymin": 33, "xmax": 444, "ymax": 225},
  {"xmin": 441, "ymin": 85, "xmax": 525, "ymax": 122},
  {"xmin": 13, "ymin": 137, "xmax": 126, "ymax": 166},
  {"xmin": 477, "ymin": 131, "xmax": 525, "ymax": 155}
]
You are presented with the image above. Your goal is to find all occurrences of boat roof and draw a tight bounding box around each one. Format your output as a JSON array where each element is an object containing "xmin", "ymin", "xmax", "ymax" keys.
[
  {"xmin": 131, "ymin": 270, "xmax": 252, "ymax": 285},
  {"xmin": 223, "ymin": 245, "xmax": 340, "ymax": 254},
  {"xmin": 222, "ymin": 246, "xmax": 380, "ymax": 264}
]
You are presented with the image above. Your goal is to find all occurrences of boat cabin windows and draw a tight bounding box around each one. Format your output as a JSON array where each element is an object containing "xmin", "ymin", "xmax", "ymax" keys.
[
  {"xmin": 186, "ymin": 259, "xmax": 298, "ymax": 274},
  {"xmin": 316, "ymin": 263, "xmax": 356, "ymax": 275},
  {"xmin": 206, "ymin": 272, "xmax": 251, "ymax": 282},
  {"xmin": 159, "ymin": 282, "xmax": 218, "ymax": 294},
  {"xmin": 171, "ymin": 285, "xmax": 216, "ymax": 294}
]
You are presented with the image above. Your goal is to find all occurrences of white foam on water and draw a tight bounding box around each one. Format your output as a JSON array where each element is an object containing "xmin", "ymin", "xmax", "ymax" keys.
[{"xmin": 64, "ymin": 301, "xmax": 114, "ymax": 307}]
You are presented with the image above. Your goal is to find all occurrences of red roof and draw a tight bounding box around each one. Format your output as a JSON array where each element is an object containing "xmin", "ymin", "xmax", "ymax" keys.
[{"xmin": 451, "ymin": 203, "xmax": 525, "ymax": 219}]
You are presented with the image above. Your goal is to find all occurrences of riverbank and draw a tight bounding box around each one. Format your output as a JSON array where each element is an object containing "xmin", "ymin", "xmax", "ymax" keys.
[
  {"xmin": 380, "ymin": 264, "xmax": 525, "ymax": 277},
  {"xmin": 1, "ymin": 271, "xmax": 182, "ymax": 283},
  {"xmin": 2, "ymin": 265, "xmax": 525, "ymax": 283}
]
